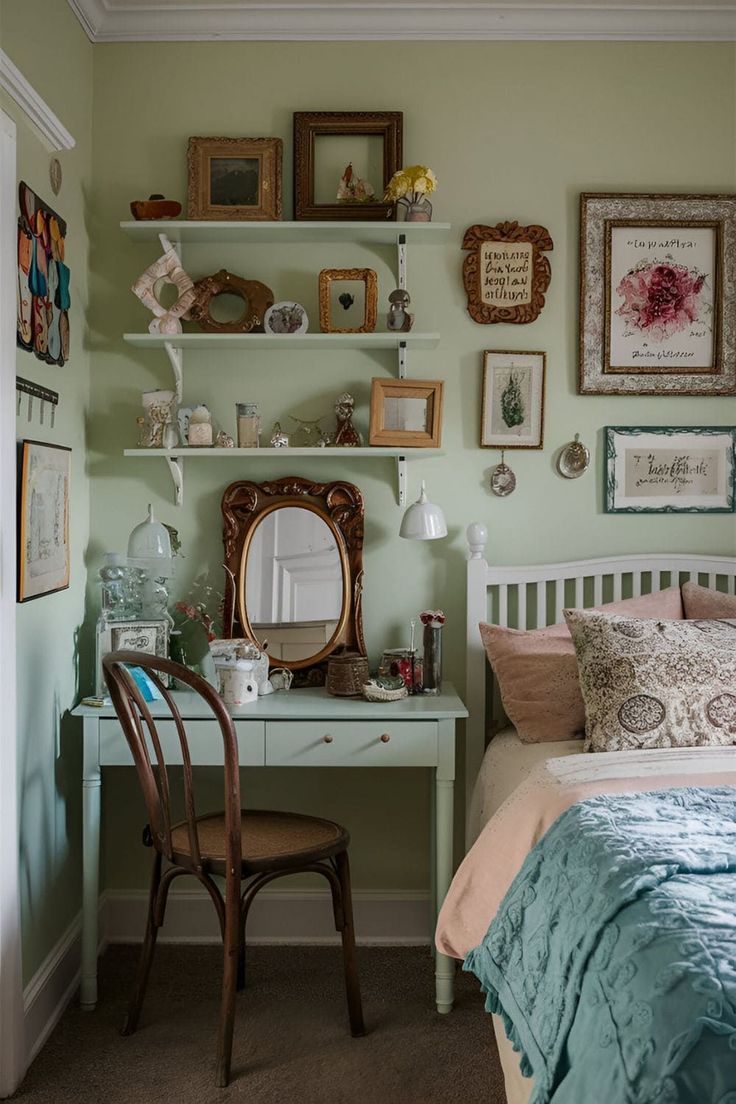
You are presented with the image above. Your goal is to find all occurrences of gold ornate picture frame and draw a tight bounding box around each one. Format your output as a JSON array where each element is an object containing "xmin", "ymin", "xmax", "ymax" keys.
[
  {"xmin": 319, "ymin": 268, "xmax": 378, "ymax": 333},
  {"xmin": 187, "ymin": 136, "xmax": 282, "ymax": 221},
  {"xmin": 462, "ymin": 221, "xmax": 553, "ymax": 325}
]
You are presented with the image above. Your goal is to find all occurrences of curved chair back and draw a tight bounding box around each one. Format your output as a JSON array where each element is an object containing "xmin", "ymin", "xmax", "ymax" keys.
[{"xmin": 102, "ymin": 651, "xmax": 242, "ymax": 874}]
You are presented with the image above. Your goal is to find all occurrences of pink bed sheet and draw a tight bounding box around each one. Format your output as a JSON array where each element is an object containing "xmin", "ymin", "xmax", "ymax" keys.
[{"xmin": 436, "ymin": 757, "xmax": 736, "ymax": 961}]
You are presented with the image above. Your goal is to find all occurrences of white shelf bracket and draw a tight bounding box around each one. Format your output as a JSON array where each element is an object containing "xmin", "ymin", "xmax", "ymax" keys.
[
  {"xmin": 163, "ymin": 341, "xmax": 184, "ymax": 404},
  {"xmin": 397, "ymin": 455, "xmax": 407, "ymax": 507},
  {"xmin": 398, "ymin": 340, "xmax": 407, "ymax": 379},
  {"xmin": 158, "ymin": 232, "xmax": 181, "ymax": 259},
  {"xmin": 397, "ymin": 232, "xmax": 407, "ymax": 291},
  {"xmin": 165, "ymin": 454, "xmax": 184, "ymax": 507}
]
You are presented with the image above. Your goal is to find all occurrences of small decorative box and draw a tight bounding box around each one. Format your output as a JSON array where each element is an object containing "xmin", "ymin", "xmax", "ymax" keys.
[{"xmin": 326, "ymin": 653, "xmax": 370, "ymax": 697}]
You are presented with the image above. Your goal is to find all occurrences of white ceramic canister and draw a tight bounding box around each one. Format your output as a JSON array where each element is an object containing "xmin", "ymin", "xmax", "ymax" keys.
[{"xmin": 216, "ymin": 658, "xmax": 259, "ymax": 706}]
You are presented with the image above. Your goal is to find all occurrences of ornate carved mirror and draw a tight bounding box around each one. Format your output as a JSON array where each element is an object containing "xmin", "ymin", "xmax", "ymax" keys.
[{"xmin": 222, "ymin": 478, "xmax": 366, "ymax": 685}]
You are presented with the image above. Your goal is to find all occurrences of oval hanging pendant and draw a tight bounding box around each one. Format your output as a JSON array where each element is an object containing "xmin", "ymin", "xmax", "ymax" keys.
[
  {"xmin": 557, "ymin": 433, "xmax": 591, "ymax": 479},
  {"xmin": 490, "ymin": 460, "xmax": 517, "ymax": 497}
]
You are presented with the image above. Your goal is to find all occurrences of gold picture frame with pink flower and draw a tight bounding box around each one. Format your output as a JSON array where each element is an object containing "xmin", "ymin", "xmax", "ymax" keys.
[{"xmin": 579, "ymin": 193, "xmax": 736, "ymax": 395}]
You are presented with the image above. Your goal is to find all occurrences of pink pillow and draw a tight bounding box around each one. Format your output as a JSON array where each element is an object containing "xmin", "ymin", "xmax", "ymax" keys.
[
  {"xmin": 682, "ymin": 581, "xmax": 736, "ymax": 619},
  {"xmin": 479, "ymin": 587, "xmax": 684, "ymax": 744}
]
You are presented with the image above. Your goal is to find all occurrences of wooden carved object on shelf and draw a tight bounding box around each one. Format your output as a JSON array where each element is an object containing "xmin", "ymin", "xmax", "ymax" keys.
[
  {"xmin": 318, "ymin": 268, "xmax": 378, "ymax": 333},
  {"xmin": 131, "ymin": 247, "xmax": 196, "ymax": 335},
  {"xmin": 189, "ymin": 269, "xmax": 274, "ymax": 334},
  {"xmin": 221, "ymin": 477, "xmax": 366, "ymax": 687},
  {"xmin": 462, "ymin": 222, "xmax": 553, "ymax": 325}
]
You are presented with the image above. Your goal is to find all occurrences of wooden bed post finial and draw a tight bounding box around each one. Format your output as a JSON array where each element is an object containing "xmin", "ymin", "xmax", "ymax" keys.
[{"xmin": 467, "ymin": 523, "xmax": 487, "ymax": 561}]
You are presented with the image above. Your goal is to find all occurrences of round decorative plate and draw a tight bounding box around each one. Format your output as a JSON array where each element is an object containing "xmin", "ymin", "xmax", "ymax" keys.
[
  {"xmin": 264, "ymin": 301, "xmax": 309, "ymax": 335},
  {"xmin": 557, "ymin": 434, "xmax": 591, "ymax": 479}
]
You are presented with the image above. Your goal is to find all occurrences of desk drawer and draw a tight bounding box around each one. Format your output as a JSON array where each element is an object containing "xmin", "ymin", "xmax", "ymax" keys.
[
  {"xmin": 265, "ymin": 720, "xmax": 438, "ymax": 767},
  {"xmin": 99, "ymin": 719, "xmax": 265, "ymax": 766}
]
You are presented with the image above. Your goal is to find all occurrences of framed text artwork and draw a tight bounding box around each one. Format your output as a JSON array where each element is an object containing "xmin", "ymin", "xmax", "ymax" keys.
[
  {"xmin": 580, "ymin": 193, "xmax": 736, "ymax": 395},
  {"xmin": 18, "ymin": 440, "xmax": 71, "ymax": 602},
  {"xmin": 605, "ymin": 426, "xmax": 736, "ymax": 513},
  {"xmin": 462, "ymin": 222, "xmax": 553, "ymax": 324}
]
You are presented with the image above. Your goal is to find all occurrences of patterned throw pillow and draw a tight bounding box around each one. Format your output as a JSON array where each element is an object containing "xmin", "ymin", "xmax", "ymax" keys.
[{"xmin": 564, "ymin": 609, "xmax": 736, "ymax": 752}]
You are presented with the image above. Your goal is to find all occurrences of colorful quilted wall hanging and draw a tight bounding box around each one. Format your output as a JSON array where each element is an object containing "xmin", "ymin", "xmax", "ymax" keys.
[{"xmin": 17, "ymin": 182, "xmax": 70, "ymax": 366}]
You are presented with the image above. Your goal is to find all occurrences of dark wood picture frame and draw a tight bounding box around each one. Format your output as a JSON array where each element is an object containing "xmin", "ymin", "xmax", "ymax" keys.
[
  {"xmin": 221, "ymin": 477, "xmax": 366, "ymax": 686},
  {"xmin": 293, "ymin": 111, "xmax": 403, "ymax": 221},
  {"xmin": 462, "ymin": 222, "xmax": 553, "ymax": 325},
  {"xmin": 480, "ymin": 350, "xmax": 546, "ymax": 450},
  {"xmin": 187, "ymin": 136, "xmax": 283, "ymax": 221}
]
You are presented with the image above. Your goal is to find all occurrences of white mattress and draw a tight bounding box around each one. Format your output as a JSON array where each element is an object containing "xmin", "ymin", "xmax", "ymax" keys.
[{"xmin": 467, "ymin": 726, "xmax": 583, "ymax": 843}]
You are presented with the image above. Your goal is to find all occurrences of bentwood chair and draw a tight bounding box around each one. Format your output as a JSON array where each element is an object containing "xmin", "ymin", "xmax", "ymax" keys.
[{"xmin": 102, "ymin": 650, "xmax": 365, "ymax": 1088}]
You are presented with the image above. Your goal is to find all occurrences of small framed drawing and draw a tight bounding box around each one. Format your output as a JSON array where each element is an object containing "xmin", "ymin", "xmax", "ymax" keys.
[
  {"xmin": 319, "ymin": 268, "xmax": 377, "ymax": 333},
  {"xmin": 18, "ymin": 440, "xmax": 71, "ymax": 602},
  {"xmin": 605, "ymin": 426, "xmax": 736, "ymax": 513},
  {"xmin": 95, "ymin": 618, "xmax": 170, "ymax": 696},
  {"xmin": 580, "ymin": 193, "xmax": 736, "ymax": 395},
  {"xmin": 481, "ymin": 351, "xmax": 545, "ymax": 449},
  {"xmin": 187, "ymin": 137, "xmax": 282, "ymax": 221},
  {"xmin": 369, "ymin": 378, "xmax": 444, "ymax": 448},
  {"xmin": 293, "ymin": 111, "xmax": 402, "ymax": 220}
]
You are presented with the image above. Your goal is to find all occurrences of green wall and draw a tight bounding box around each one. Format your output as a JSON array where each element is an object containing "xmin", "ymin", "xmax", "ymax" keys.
[
  {"xmin": 88, "ymin": 41, "xmax": 736, "ymax": 896},
  {"xmin": 1, "ymin": 1, "xmax": 93, "ymax": 980}
]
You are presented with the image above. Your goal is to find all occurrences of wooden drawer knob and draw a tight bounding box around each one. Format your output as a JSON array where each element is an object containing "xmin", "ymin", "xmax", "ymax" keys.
[
  {"xmin": 380, "ymin": 733, "xmax": 391, "ymax": 743},
  {"xmin": 322, "ymin": 734, "xmax": 334, "ymax": 744}
]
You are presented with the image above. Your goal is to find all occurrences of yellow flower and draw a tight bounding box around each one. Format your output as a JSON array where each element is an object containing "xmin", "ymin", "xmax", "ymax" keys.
[{"xmin": 383, "ymin": 165, "xmax": 437, "ymax": 202}]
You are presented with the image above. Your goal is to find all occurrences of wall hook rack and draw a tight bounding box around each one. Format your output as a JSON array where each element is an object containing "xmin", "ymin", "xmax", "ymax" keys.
[{"xmin": 16, "ymin": 376, "xmax": 59, "ymax": 427}]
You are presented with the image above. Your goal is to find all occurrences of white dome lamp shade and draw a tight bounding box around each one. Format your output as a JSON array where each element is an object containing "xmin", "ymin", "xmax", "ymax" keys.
[
  {"xmin": 127, "ymin": 503, "xmax": 174, "ymax": 578},
  {"xmin": 399, "ymin": 481, "xmax": 448, "ymax": 541}
]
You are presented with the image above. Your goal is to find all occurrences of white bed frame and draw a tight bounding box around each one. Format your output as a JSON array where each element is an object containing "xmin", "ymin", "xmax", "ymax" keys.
[{"xmin": 465, "ymin": 521, "xmax": 736, "ymax": 844}]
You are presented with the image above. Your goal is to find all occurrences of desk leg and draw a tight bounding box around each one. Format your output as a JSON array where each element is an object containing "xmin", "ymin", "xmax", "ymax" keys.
[
  {"xmin": 81, "ymin": 719, "xmax": 101, "ymax": 1010},
  {"xmin": 435, "ymin": 720, "xmax": 455, "ymax": 1014}
]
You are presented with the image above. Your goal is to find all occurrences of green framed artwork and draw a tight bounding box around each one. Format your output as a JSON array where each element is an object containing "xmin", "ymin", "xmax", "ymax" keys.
[{"xmin": 605, "ymin": 426, "xmax": 736, "ymax": 514}]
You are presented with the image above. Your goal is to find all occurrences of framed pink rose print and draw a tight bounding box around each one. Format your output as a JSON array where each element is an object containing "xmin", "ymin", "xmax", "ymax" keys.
[{"xmin": 579, "ymin": 193, "xmax": 736, "ymax": 395}]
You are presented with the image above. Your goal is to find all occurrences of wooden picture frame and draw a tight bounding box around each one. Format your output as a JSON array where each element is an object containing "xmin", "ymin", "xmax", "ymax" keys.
[
  {"xmin": 605, "ymin": 426, "xmax": 736, "ymax": 513},
  {"xmin": 481, "ymin": 351, "xmax": 545, "ymax": 449},
  {"xmin": 293, "ymin": 111, "xmax": 403, "ymax": 220},
  {"xmin": 318, "ymin": 268, "xmax": 378, "ymax": 333},
  {"xmin": 369, "ymin": 378, "xmax": 444, "ymax": 448},
  {"xmin": 187, "ymin": 137, "xmax": 282, "ymax": 221},
  {"xmin": 580, "ymin": 193, "xmax": 736, "ymax": 395},
  {"xmin": 188, "ymin": 269, "xmax": 274, "ymax": 333},
  {"xmin": 462, "ymin": 221, "xmax": 553, "ymax": 325},
  {"xmin": 18, "ymin": 439, "xmax": 71, "ymax": 602}
]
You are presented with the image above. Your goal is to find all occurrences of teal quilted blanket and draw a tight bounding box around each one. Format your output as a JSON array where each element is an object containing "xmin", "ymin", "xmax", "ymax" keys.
[{"xmin": 464, "ymin": 787, "xmax": 736, "ymax": 1104}]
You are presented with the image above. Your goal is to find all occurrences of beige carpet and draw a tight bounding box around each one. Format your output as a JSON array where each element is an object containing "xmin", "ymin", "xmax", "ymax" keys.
[{"xmin": 12, "ymin": 946, "xmax": 508, "ymax": 1104}]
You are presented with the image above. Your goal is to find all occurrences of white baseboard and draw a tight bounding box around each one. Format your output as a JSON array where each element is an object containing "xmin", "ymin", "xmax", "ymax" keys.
[{"xmin": 104, "ymin": 887, "xmax": 432, "ymax": 946}]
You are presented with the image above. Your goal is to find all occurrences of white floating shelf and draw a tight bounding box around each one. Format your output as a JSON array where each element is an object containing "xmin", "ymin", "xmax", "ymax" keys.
[
  {"xmin": 120, "ymin": 220, "xmax": 452, "ymax": 245},
  {"xmin": 123, "ymin": 332, "xmax": 440, "ymax": 351},
  {"xmin": 123, "ymin": 447, "xmax": 444, "ymax": 507}
]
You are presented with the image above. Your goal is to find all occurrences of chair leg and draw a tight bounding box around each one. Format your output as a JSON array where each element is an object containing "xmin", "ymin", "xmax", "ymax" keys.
[
  {"xmin": 334, "ymin": 850, "xmax": 365, "ymax": 1037},
  {"xmin": 236, "ymin": 924, "xmax": 246, "ymax": 992},
  {"xmin": 215, "ymin": 879, "xmax": 241, "ymax": 1088},
  {"xmin": 121, "ymin": 850, "xmax": 163, "ymax": 1036}
]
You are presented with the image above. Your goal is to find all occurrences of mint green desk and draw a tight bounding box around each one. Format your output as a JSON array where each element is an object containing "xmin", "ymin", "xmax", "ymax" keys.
[{"xmin": 73, "ymin": 685, "xmax": 467, "ymax": 1015}]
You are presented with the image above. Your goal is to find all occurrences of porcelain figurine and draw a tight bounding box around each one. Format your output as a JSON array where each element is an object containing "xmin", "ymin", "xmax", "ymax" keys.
[
  {"xmin": 270, "ymin": 421, "xmax": 290, "ymax": 448},
  {"xmin": 387, "ymin": 288, "xmax": 414, "ymax": 332},
  {"xmin": 334, "ymin": 393, "xmax": 363, "ymax": 447},
  {"xmin": 188, "ymin": 404, "xmax": 213, "ymax": 447},
  {"xmin": 214, "ymin": 430, "xmax": 235, "ymax": 448}
]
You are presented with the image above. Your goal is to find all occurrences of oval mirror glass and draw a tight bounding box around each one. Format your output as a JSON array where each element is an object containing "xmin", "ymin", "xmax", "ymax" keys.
[{"xmin": 243, "ymin": 506, "xmax": 345, "ymax": 665}]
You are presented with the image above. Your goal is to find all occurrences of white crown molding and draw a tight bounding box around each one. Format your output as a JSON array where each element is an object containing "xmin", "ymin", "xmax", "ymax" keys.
[
  {"xmin": 67, "ymin": 1, "xmax": 736, "ymax": 43},
  {"xmin": 0, "ymin": 51, "xmax": 75, "ymax": 151}
]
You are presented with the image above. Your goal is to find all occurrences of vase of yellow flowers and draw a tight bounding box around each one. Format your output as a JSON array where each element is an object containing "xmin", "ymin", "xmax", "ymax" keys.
[{"xmin": 384, "ymin": 165, "xmax": 437, "ymax": 223}]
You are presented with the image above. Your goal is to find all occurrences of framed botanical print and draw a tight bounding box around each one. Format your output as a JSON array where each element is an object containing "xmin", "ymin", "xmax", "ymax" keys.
[
  {"xmin": 580, "ymin": 193, "xmax": 736, "ymax": 395},
  {"xmin": 369, "ymin": 378, "xmax": 443, "ymax": 448},
  {"xmin": 187, "ymin": 137, "xmax": 282, "ymax": 220},
  {"xmin": 605, "ymin": 426, "xmax": 736, "ymax": 513},
  {"xmin": 481, "ymin": 351, "xmax": 545, "ymax": 449},
  {"xmin": 18, "ymin": 440, "xmax": 71, "ymax": 601}
]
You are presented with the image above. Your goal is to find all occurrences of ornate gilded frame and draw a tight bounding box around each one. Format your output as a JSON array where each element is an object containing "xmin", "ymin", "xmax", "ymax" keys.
[
  {"xmin": 318, "ymin": 268, "xmax": 378, "ymax": 333},
  {"xmin": 462, "ymin": 222, "xmax": 553, "ymax": 325},
  {"xmin": 293, "ymin": 111, "xmax": 403, "ymax": 220},
  {"xmin": 187, "ymin": 136, "xmax": 282, "ymax": 221},
  {"xmin": 579, "ymin": 192, "xmax": 736, "ymax": 395},
  {"xmin": 188, "ymin": 269, "xmax": 274, "ymax": 333},
  {"xmin": 221, "ymin": 477, "xmax": 366, "ymax": 685}
]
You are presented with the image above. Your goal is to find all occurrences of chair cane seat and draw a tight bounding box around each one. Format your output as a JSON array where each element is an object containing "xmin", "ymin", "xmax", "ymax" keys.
[{"xmin": 170, "ymin": 809, "xmax": 349, "ymax": 874}]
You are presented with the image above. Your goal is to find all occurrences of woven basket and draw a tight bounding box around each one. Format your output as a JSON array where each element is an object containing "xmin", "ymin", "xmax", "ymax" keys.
[
  {"xmin": 362, "ymin": 683, "xmax": 408, "ymax": 703},
  {"xmin": 326, "ymin": 653, "xmax": 370, "ymax": 697}
]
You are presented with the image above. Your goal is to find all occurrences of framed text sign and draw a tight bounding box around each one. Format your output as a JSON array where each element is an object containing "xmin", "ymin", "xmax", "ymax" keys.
[
  {"xmin": 605, "ymin": 426, "xmax": 736, "ymax": 513},
  {"xmin": 580, "ymin": 194, "xmax": 736, "ymax": 395},
  {"xmin": 462, "ymin": 222, "xmax": 553, "ymax": 325}
]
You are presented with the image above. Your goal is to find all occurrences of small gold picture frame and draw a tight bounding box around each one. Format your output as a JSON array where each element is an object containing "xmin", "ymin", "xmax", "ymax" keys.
[
  {"xmin": 369, "ymin": 378, "xmax": 444, "ymax": 448},
  {"xmin": 318, "ymin": 268, "xmax": 378, "ymax": 333},
  {"xmin": 187, "ymin": 137, "xmax": 282, "ymax": 221}
]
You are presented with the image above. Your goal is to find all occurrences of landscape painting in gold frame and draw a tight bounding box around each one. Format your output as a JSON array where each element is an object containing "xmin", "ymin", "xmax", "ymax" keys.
[{"xmin": 187, "ymin": 136, "xmax": 282, "ymax": 221}]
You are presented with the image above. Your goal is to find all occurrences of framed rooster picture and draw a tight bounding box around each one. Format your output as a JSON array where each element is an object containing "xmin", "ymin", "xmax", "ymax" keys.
[{"xmin": 579, "ymin": 193, "xmax": 736, "ymax": 395}]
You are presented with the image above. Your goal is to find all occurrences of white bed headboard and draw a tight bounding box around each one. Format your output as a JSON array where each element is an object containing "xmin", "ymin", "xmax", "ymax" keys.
[{"xmin": 465, "ymin": 521, "xmax": 736, "ymax": 842}]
